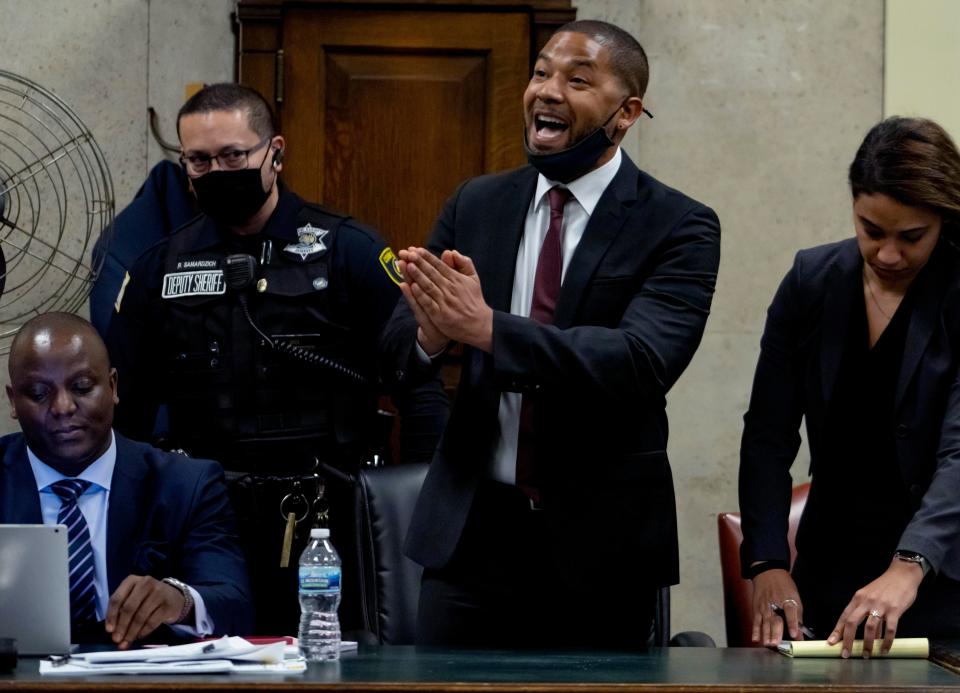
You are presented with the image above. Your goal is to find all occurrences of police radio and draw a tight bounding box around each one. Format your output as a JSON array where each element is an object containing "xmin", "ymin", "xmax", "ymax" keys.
[
  {"xmin": 223, "ymin": 253, "xmax": 369, "ymax": 385},
  {"xmin": 223, "ymin": 253, "xmax": 258, "ymax": 291}
]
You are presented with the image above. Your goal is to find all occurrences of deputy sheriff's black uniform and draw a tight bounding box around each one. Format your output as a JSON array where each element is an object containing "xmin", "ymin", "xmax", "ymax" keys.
[{"xmin": 106, "ymin": 185, "xmax": 449, "ymax": 634}]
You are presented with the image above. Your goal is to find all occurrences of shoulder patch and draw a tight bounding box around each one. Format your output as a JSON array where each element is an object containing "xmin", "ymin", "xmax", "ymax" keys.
[
  {"xmin": 114, "ymin": 272, "xmax": 131, "ymax": 313},
  {"xmin": 379, "ymin": 247, "xmax": 403, "ymax": 286}
]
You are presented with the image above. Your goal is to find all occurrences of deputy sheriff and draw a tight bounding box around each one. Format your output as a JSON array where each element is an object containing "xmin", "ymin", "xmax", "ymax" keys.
[{"xmin": 105, "ymin": 83, "xmax": 449, "ymax": 634}]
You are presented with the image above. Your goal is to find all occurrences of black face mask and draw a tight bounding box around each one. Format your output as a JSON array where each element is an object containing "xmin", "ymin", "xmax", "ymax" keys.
[
  {"xmin": 192, "ymin": 153, "xmax": 273, "ymax": 227},
  {"xmin": 524, "ymin": 106, "xmax": 621, "ymax": 183}
]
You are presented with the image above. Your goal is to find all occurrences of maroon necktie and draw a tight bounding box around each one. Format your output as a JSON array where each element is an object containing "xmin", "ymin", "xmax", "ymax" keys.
[{"xmin": 517, "ymin": 187, "xmax": 570, "ymax": 503}]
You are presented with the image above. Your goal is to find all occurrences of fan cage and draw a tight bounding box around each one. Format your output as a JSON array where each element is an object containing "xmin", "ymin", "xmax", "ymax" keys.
[{"xmin": 0, "ymin": 69, "xmax": 114, "ymax": 353}]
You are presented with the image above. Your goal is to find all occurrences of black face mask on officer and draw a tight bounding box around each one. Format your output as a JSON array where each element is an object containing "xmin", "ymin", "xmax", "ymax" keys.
[
  {"xmin": 192, "ymin": 145, "xmax": 275, "ymax": 227},
  {"xmin": 524, "ymin": 104, "xmax": 623, "ymax": 184}
]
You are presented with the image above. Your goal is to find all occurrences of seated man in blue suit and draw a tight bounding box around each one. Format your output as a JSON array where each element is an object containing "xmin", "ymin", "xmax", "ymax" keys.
[{"xmin": 0, "ymin": 312, "xmax": 252, "ymax": 647}]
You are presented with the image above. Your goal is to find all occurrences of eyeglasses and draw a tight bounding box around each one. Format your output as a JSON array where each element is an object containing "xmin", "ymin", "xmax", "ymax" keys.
[{"xmin": 180, "ymin": 136, "xmax": 271, "ymax": 176}]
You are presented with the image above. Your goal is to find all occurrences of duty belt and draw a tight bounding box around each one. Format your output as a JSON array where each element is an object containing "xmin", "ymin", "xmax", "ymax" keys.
[{"xmin": 175, "ymin": 435, "xmax": 372, "ymax": 476}]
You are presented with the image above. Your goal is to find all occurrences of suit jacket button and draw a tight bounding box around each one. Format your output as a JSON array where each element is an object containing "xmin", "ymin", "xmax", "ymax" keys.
[{"xmin": 896, "ymin": 424, "xmax": 909, "ymax": 438}]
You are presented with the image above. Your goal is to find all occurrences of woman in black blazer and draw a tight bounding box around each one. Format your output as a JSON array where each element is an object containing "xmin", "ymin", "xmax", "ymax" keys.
[{"xmin": 740, "ymin": 117, "xmax": 960, "ymax": 657}]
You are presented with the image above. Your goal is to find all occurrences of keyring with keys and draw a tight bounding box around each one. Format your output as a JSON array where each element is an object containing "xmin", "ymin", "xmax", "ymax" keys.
[
  {"xmin": 311, "ymin": 475, "xmax": 330, "ymax": 527},
  {"xmin": 279, "ymin": 481, "xmax": 311, "ymax": 524},
  {"xmin": 279, "ymin": 480, "xmax": 311, "ymax": 567}
]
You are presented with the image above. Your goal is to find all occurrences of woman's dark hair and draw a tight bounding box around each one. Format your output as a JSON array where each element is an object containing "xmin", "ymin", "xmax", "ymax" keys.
[{"xmin": 849, "ymin": 117, "xmax": 960, "ymax": 234}]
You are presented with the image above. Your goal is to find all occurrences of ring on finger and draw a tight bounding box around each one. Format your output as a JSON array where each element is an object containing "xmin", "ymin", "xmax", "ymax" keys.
[
  {"xmin": 768, "ymin": 602, "xmax": 781, "ymax": 611},
  {"xmin": 869, "ymin": 609, "xmax": 883, "ymax": 619},
  {"xmin": 782, "ymin": 599, "xmax": 799, "ymax": 608}
]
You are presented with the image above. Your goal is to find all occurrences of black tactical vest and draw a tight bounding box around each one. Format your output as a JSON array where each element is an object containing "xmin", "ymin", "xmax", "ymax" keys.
[{"xmin": 158, "ymin": 205, "xmax": 379, "ymax": 472}]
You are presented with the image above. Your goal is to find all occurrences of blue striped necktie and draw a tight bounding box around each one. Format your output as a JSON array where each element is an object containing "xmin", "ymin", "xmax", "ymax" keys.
[{"xmin": 49, "ymin": 479, "xmax": 97, "ymax": 624}]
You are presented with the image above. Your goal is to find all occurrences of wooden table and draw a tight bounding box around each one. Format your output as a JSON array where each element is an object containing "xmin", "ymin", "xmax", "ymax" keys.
[{"xmin": 4, "ymin": 645, "xmax": 960, "ymax": 692}]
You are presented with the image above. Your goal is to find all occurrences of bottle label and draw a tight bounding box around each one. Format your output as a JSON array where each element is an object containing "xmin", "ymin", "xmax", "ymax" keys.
[{"xmin": 299, "ymin": 566, "xmax": 341, "ymax": 594}]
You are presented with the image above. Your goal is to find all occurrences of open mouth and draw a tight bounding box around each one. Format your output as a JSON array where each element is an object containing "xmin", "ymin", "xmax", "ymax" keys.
[
  {"xmin": 535, "ymin": 114, "xmax": 569, "ymax": 137},
  {"xmin": 529, "ymin": 112, "xmax": 571, "ymax": 148}
]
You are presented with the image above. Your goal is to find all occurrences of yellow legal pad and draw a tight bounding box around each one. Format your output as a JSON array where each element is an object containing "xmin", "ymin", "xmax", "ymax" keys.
[{"xmin": 777, "ymin": 638, "xmax": 929, "ymax": 658}]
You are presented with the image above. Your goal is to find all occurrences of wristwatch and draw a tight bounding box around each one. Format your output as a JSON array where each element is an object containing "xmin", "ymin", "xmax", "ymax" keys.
[
  {"xmin": 893, "ymin": 550, "xmax": 931, "ymax": 578},
  {"xmin": 162, "ymin": 577, "xmax": 195, "ymax": 623}
]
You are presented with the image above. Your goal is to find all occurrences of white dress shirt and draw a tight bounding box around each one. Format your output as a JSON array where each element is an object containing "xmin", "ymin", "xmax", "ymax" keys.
[
  {"xmin": 490, "ymin": 147, "xmax": 624, "ymax": 483},
  {"xmin": 27, "ymin": 430, "xmax": 212, "ymax": 636}
]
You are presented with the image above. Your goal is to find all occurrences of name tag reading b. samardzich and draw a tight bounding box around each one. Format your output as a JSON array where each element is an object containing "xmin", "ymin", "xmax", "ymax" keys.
[{"xmin": 161, "ymin": 270, "xmax": 227, "ymax": 299}]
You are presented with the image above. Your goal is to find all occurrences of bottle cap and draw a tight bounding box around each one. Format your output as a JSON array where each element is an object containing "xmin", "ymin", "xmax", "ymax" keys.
[{"xmin": 310, "ymin": 527, "xmax": 330, "ymax": 539}]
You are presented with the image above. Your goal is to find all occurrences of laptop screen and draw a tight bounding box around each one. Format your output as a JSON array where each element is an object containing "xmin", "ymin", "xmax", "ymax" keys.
[{"xmin": 0, "ymin": 524, "xmax": 70, "ymax": 655}]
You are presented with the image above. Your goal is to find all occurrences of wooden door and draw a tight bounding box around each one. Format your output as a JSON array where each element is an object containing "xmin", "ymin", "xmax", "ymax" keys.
[
  {"xmin": 238, "ymin": 0, "xmax": 575, "ymax": 250},
  {"xmin": 283, "ymin": 9, "xmax": 526, "ymax": 249}
]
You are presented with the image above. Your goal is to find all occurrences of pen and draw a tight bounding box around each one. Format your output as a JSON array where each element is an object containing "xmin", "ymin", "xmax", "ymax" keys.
[
  {"xmin": 46, "ymin": 655, "xmax": 71, "ymax": 667},
  {"xmin": 771, "ymin": 604, "xmax": 816, "ymax": 639}
]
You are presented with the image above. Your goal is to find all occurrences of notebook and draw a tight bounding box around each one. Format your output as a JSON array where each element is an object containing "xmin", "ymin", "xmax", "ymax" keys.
[{"xmin": 0, "ymin": 524, "xmax": 71, "ymax": 654}]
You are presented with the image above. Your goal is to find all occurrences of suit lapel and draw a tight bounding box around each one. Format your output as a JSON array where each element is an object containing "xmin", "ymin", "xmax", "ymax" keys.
[
  {"xmin": 895, "ymin": 247, "xmax": 945, "ymax": 410},
  {"xmin": 553, "ymin": 155, "xmax": 640, "ymax": 328},
  {"xmin": 820, "ymin": 242, "xmax": 862, "ymax": 408},
  {"xmin": 482, "ymin": 168, "xmax": 538, "ymax": 312},
  {"xmin": 0, "ymin": 435, "xmax": 42, "ymax": 523},
  {"xmin": 106, "ymin": 435, "xmax": 149, "ymax": 594},
  {"xmin": 468, "ymin": 170, "xmax": 537, "ymax": 441}
]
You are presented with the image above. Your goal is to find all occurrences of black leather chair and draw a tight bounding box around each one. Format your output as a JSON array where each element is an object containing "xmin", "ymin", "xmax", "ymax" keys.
[
  {"xmin": 353, "ymin": 463, "xmax": 427, "ymax": 644},
  {"xmin": 350, "ymin": 462, "xmax": 714, "ymax": 647}
]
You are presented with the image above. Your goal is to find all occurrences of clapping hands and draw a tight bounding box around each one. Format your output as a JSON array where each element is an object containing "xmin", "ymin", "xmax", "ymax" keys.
[{"xmin": 398, "ymin": 247, "xmax": 493, "ymax": 353}]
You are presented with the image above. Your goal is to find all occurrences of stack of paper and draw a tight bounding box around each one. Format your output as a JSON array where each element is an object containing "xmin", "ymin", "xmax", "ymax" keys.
[
  {"xmin": 777, "ymin": 637, "xmax": 929, "ymax": 658},
  {"xmin": 40, "ymin": 636, "xmax": 307, "ymax": 675}
]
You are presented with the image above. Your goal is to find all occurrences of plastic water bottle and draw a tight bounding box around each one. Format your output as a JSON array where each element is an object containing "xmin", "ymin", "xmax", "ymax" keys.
[{"xmin": 298, "ymin": 527, "xmax": 342, "ymax": 661}]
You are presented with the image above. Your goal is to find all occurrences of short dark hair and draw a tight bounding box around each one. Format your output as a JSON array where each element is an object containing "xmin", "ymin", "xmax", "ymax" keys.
[
  {"xmin": 849, "ymin": 117, "xmax": 960, "ymax": 234},
  {"xmin": 176, "ymin": 83, "xmax": 277, "ymax": 140},
  {"xmin": 556, "ymin": 20, "xmax": 649, "ymax": 98},
  {"xmin": 9, "ymin": 312, "xmax": 107, "ymax": 378}
]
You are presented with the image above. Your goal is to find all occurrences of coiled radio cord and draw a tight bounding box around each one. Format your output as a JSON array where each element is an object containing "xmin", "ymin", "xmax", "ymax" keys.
[{"xmin": 236, "ymin": 293, "xmax": 370, "ymax": 386}]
